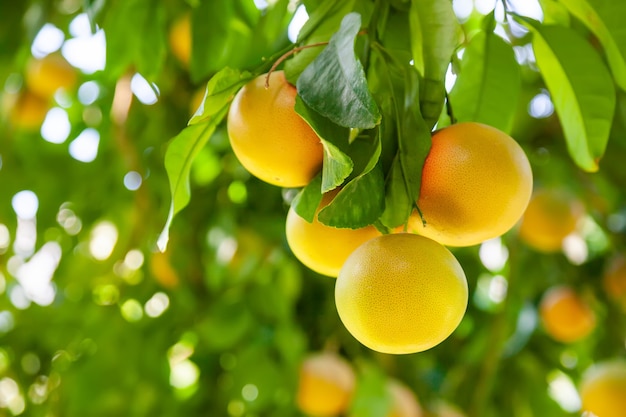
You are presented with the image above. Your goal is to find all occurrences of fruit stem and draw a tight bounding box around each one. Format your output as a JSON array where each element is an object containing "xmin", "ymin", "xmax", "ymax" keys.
[
  {"xmin": 264, "ymin": 41, "xmax": 330, "ymax": 88},
  {"xmin": 264, "ymin": 30, "xmax": 369, "ymax": 88}
]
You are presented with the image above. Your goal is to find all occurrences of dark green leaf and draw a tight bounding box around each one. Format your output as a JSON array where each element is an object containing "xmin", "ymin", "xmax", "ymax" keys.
[
  {"xmin": 297, "ymin": 13, "xmax": 381, "ymax": 129},
  {"xmin": 449, "ymin": 30, "xmax": 521, "ymax": 133},
  {"xmin": 559, "ymin": 0, "xmax": 626, "ymax": 90},
  {"xmin": 526, "ymin": 20, "xmax": 616, "ymax": 171},
  {"xmin": 317, "ymin": 165, "xmax": 385, "ymax": 228},
  {"xmin": 294, "ymin": 97, "xmax": 353, "ymax": 192},
  {"xmin": 409, "ymin": 0, "xmax": 462, "ymax": 128},
  {"xmin": 291, "ymin": 174, "xmax": 323, "ymax": 223}
]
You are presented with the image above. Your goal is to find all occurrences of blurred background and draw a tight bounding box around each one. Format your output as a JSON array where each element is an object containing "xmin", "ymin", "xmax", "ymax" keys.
[{"xmin": 0, "ymin": 0, "xmax": 625, "ymax": 416}]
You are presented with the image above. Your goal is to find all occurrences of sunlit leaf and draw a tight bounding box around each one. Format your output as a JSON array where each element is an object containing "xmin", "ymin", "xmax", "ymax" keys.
[
  {"xmin": 559, "ymin": 0, "xmax": 626, "ymax": 91},
  {"xmin": 158, "ymin": 68, "xmax": 248, "ymax": 251},
  {"xmin": 449, "ymin": 28, "xmax": 521, "ymax": 133},
  {"xmin": 526, "ymin": 20, "xmax": 616, "ymax": 172},
  {"xmin": 297, "ymin": 13, "xmax": 381, "ymax": 129},
  {"xmin": 409, "ymin": 0, "xmax": 462, "ymax": 129}
]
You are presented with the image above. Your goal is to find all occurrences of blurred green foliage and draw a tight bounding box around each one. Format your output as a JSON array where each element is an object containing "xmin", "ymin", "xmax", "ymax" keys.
[{"xmin": 0, "ymin": 1, "xmax": 625, "ymax": 417}]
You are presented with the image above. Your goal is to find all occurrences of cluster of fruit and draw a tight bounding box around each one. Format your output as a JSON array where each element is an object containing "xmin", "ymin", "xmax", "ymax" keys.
[
  {"xmin": 226, "ymin": 71, "xmax": 534, "ymax": 355},
  {"xmin": 295, "ymin": 351, "xmax": 464, "ymax": 417},
  {"xmin": 6, "ymin": 53, "xmax": 77, "ymax": 130}
]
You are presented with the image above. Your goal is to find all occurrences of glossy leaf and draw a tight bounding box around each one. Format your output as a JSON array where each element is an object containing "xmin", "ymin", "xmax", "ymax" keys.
[
  {"xmin": 159, "ymin": 68, "xmax": 248, "ymax": 251},
  {"xmin": 559, "ymin": 0, "xmax": 626, "ymax": 91},
  {"xmin": 291, "ymin": 174, "xmax": 324, "ymax": 223},
  {"xmin": 294, "ymin": 97, "xmax": 353, "ymax": 193},
  {"xmin": 297, "ymin": 13, "xmax": 381, "ymax": 129},
  {"xmin": 317, "ymin": 165, "xmax": 385, "ymax": 228},
  {"xmin": 527, "ymin": 21, "xmax": 616, "ymax": 172},
  {"xmin": 449, "ymin": 30, "xmax": 521, "ymax": 133},
  {"xmin": 409, "ymin": 0, "xmax": 462, "ymax": 128}
]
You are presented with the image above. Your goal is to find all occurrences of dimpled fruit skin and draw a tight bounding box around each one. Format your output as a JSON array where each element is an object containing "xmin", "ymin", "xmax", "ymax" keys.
[
  {"xmin": 335, "ymin": 233, "xmax": 468, "ymax": 354},
  {"xmin": 414, "ymin": 122, "xmax": 532, "ymax": 247},
  {"xmin": 539, "ymin": 286, "xmax": 596, "ymax": 343},
  {"xmin": 519, "ymin": 189, "xmax": 583, "ymax": 252},
  {"xmin": 227, "ymin": 71, "xmax": 323, "ymax": 187},
  {"xmin": 286, "ymin": 192, "xmax": 381, "ymax": 277},
  {"xmin": 296, "ymin": 352, "xmax": 355, "ymax": 417},
  {"xmin": 580, "ymin": 361, "xmax": 626, "ymax": 417}
]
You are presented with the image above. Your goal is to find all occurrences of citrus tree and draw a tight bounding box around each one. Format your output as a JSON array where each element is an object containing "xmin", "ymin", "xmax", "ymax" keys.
[{"xmin": 1, "ymin": 0, "xmax": 625, "ymax": 416}]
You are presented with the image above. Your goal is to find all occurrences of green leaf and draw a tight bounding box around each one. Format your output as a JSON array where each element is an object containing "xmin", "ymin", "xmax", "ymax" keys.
[
  {"xmin": 317, "ymin": 165, "xmax": 385, "ymax": 228},
  {"xmin": 449, "ymin": 29, "xmax": 521, "ymax": 134},
  {"xmin": 294, "ymin": 97, "xmax": 353, "ymax": 192},
  {"xmin": 409, "ymin": 0, "xmax": 462, "ymax": 129},
  {"xmin": 297, "ymin": 13, "xmax": 381, "ymax": 129},
  {"xmin": 104, "ymin": 0, "xmax": 166, "ymax": 79},
  {"xmin": 158, "ymin": 68, "xmax": 247, "ymax": 251},
  {"xmin": 189, "ymin": 67, "xmax": 251, "ymax": 125},
  {"xmin": 291, "ymin": 174, "xmax": 323, "ymax": 223},
  {"xmin": 558, "ymin": 0, "xmax": 626, "ymax": 91},
  {"xmin": 284, "ymin": 0, "xmax": 356, "ymax": 84},
  {"xmin": 526, "ymin": 21, "xmax": 616, "ymax": 172},
  {"xmin": 374, "ymin": 57, "xmax": 431, "ymax": 229}
]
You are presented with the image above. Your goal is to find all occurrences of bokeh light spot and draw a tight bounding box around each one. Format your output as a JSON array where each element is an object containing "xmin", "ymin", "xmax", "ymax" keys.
[
  {"xmin": 41, "ymin": 107, "xmax": 71, "ymax": 144},
  {"xmin": 69, "ymin": 128, "xmax": 100, "ymax": 162}
]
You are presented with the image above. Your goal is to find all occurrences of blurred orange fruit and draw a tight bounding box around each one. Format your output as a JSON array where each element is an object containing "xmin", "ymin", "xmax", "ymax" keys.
[
  {"xmin": 25, "ymin": 53, "xmax": 77, "ymax": 99},
  {"xmin": 602, "ymin": 254, "xmax": 626, "ymax": 306},
  {"xmin": 189, "ymin": 87, "xmax": 205, "ymax": 117},
  {"xmin": 539, "ymin": 286, "xmax": 596, "ymax": 343},
  {"xmin": 286, "ymin": 190, "xmax": 381, "ymax": 277},
  {"xmin": 227, "ymin": 71, "xmax": 323, "ymax": 187},
  {"xmin": 296, "ymin": 352, "xmax": 356, "ymax": 417},
  {"xmin": 335, "ymin": 233, "xmax": 468, "ymax": 354},
  {"xmin": 413, "ymin": 122, "xmax": 532, "ymax": 247},
  {"xmin": 149, "ymin": 251, "xmax": 180, "ymax": 289},
  {"xmin": 9, "ymin": 91, "xmax": 49, "ymax": 130},
  {"xmin": 580, "ymin": 360, "xmax": 626, "ymax": 417},
  {"xmin": 169, "ymin": 14, "xmax": 192, "ymax": 66},
  {"xmin": 386, "ymin": 379, "xmax": 423, "ymax": 417},
  {"xmin": 518, "ymin": 188, "xmax": 584, "ymax": 252}
]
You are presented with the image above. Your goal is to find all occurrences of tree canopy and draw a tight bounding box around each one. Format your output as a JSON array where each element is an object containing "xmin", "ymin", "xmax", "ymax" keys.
[{"xmin": 0, "ymin": 0, "xmax": 625, "ymax": 416}]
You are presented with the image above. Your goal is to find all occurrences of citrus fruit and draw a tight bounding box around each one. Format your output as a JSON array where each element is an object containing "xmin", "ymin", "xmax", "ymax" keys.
[
  {"xmin": 539, "ymin": 286, "xmax": 596, "ymax": 343},
  {"xmin": 169, "ymin": 14, "xmax": 191, "ymax": 67},
  {"xmin": 286, "ymin": 191, "xmax": 381, "ymax": 277},
  {"xmin": 25, "ymin": 53, "xmax": 77, "ymax": 99},
  {"xmin": 518, "ymin": 188, "xmax": 583, "ymax": 252},
  {"xmin": 9, "ymin": 91, "xmax": 49, "ymax": 130},
  {"xmin": 227, "ymin": 71, "xmax": 323, "ymax": 187},
  {"xmin": 335, "ymin": 233, "xmax": 468, "ymax": 354},
  {"xmin": 412, "ymin": 122, "xmax": 532, "ymax": 247},
  {"xmin": 580, "ymin": 360, "xmax": 626, "ymax": 417},
  {"xmin": 602, "ymin": 255, "xmax": 626, "ymax": 306},
  {"xmin": 296, "ymin": 352, "xmax": 355, "ymax": 417},
  {"xmin": 386, "ymin": 379, "xmax": 423, "ymax": 417}
]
